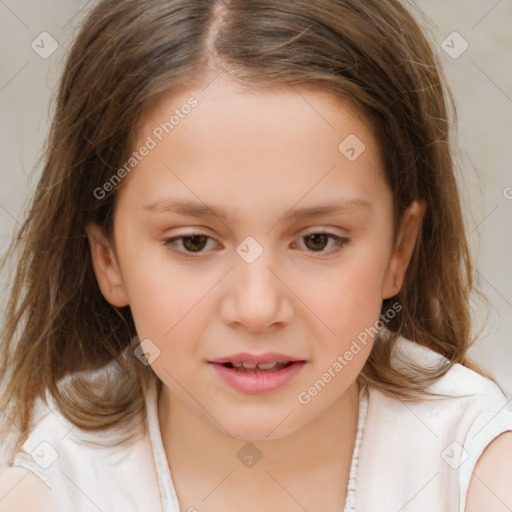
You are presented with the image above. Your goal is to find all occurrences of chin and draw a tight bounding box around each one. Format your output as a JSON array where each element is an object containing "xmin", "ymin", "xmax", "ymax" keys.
[{"xmin": 214, "ymin": 411, "xmax": 304, "ymax": 441}]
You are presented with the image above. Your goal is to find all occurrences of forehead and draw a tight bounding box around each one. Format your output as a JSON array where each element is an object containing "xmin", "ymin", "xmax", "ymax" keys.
[
  {"xmin": 120, "ymin": 77, "xmax": 388, "ymax": 219},
  {"xmin": 139, "ymin": 78, "xmax": 376, "ymax": 150}
]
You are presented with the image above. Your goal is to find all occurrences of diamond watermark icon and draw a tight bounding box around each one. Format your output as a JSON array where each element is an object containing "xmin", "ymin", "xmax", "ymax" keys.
[
  {"xmin": 236, "ymin": 236, "xmax": 263, "ymax": 264},
  {"xmin": 236, "ymin": 442, "xmax": 263, "ymax": 468},
  {"xmin": 441, "ymin": 440, "xmax": 469, "ymax": 469},
  {"xmin": 134, "ymin": 338, "xmax": 161, "ymax": 366},
  {"xmin": 338, "ymin": 134, "xmax": 366, "ymax": 162},
  {"xmin": 441, "ymin": 32, "xmax": 469, "ymax": 59},
  {"xmin": 31, "ymin": 32, "xmax": 59, "ymax": 59},
  {"xmin": 31, "ymin": 441, "xmax": 59, "ymax": 469}
]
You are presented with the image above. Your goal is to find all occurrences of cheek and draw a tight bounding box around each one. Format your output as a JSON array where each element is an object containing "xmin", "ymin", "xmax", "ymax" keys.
[
  {"xmin": 117, "ymin": 239, "xmax": 212, "ymax": 345},
  {"xmin": 129, "ymin": 285, "xmax": 212, "ymax": 366},
  {"xmin": 297, "ymin": 259, "xmax": 388, "ymax": 336}
]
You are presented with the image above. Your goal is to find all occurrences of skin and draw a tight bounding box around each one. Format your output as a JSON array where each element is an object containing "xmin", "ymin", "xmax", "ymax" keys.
[
  {"xmin": 87, "ymin": 75, "xmax": 425, "ymax": 511},
  {"xmin": 465, "ymin": 431, "xmax": 512, "ymax": 511}
]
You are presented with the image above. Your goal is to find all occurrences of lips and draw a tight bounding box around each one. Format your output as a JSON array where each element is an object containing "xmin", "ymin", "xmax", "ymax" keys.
[
  {"xmin": 208, "ymin": 352, "xmax": 306, "ymax": 393},
  {"xmin": 209, "ymin": 352, "xmax": 303, "ymax": 365},
  {"xmin": 226, "ymin": 360, "xmax": 291, "ymax": 371}
]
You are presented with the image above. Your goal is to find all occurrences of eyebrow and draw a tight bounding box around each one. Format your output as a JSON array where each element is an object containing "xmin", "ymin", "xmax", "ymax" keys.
[{"xmin": 143, "ymin": 197, "xmax": 372, "ymax": 223}]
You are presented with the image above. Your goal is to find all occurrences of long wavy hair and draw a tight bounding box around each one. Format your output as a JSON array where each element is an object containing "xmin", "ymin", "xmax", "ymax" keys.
[{"xmin": 0, "ymin": 0, "xmax": 499, "ymax": 462}]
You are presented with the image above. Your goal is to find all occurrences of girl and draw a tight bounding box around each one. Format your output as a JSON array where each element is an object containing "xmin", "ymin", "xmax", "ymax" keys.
[{"xmin": 1, "ymin": 0, "xmax": 511, "ymax": 511}]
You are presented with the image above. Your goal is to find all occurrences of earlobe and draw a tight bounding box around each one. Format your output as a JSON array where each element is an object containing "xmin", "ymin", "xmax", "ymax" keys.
[
  {"xmin": 382, "ymin": 200, "xmax": 426, "ymax": 299},
  {"xmin": 86, "ymin": 223, "xmax": 129, "ymax": 307}
]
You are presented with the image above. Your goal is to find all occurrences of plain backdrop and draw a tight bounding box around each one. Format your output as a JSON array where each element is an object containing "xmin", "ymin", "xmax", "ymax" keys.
[{"xmin": 0, "ymin": 0, "xmax": 511, "ymax": 396}]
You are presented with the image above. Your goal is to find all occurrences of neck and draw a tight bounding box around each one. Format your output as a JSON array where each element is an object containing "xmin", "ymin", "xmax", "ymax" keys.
[{"xmin": 158, "ymin": 382, "xmax": 361, "ymax": 509}]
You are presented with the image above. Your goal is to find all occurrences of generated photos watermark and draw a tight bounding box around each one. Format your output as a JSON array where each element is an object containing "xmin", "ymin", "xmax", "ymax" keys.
[
  {"xmin": 297, "ymin": 302, "xmax": 402, "ymax": 405},
  {"xmin": 93, "ymin": 97, "xmax": 198, "ymax": 200}
]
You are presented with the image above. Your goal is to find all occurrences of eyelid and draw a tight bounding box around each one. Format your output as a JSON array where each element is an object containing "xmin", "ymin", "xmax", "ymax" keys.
[{"xmin": 300, "ymin": 226, "xmax": 349, "ymax": 237}]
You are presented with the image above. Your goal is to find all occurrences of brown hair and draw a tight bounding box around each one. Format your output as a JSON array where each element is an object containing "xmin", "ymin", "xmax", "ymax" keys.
[{"xmin": 0, "ymin": 0, "xmax": 500, "ymax": 462}]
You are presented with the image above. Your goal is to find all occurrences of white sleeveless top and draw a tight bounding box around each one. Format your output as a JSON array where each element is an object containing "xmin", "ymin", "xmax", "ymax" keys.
[{"xmin": 1, "ymin": 335, "xmax": 511, "ymax": 511}]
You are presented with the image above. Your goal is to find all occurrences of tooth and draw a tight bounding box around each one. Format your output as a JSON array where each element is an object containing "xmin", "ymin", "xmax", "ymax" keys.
[
  {"xmin": 231, "ymin": 362, "xmax": 243, "ymax": 368},
  {"xmin": 242, "ymin": 362, "xmax": 257, "ymax": 369},
  {"xmin": 257, "ymin": 362, "xmax": 278, "ymax": 370}
]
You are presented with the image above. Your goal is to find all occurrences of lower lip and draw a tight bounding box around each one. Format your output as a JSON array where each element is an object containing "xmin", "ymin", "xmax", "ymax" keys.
[{"xmin": 209, "ymin": 362, "xmax": 305, "ymax": 394}]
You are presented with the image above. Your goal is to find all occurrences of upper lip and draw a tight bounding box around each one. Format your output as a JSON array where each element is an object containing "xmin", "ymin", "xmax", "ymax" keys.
[{"xmin": 209, "ymin": 353, "xmax": 304, "ymax": 364}]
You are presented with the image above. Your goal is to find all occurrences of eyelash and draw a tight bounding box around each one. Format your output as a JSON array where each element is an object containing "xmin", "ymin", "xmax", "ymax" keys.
[{"xmin": 162, "ymin": 232, "xmax": 350, "ymax": 258}]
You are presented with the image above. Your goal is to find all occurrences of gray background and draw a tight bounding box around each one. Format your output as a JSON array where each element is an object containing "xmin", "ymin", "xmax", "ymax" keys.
[{"xmin": 0, "ymin": 1, "xmax": 511, "ymax": 396}]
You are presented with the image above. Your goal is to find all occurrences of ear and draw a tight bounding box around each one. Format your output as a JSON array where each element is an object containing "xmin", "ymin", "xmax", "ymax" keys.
[
  {"xmin": 85, "ymin": 222, "xmax": 129, "ymax": 307},
  {"xmin": 382, "ymin": 199, "xmax": 426, "ymax": 299}
]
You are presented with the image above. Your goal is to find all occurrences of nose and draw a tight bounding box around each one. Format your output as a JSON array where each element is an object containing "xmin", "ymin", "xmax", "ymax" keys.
[{"xmin": 219, "ymin": 248, "xmax": 294, "ymax": 334}]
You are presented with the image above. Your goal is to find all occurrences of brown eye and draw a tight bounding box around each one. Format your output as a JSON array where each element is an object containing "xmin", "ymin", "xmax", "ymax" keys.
[
  {"xmin": 297, "ymin": 232, "xmax": 350, "ymax": 255},
  {"xmin": 181, "ymin": 235, "xmax": 208, "ymax": 252},
  {"xmin": 163, "ymin": 234, "xmax": 214, "ymax": 256},
  {"xmin": 304, "ymin": 233, "xmax": 330, "ymax": 251}
]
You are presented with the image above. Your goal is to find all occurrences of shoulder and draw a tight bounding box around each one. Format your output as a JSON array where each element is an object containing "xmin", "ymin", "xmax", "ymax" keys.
[
  {"xmin": 465, "ymin": 431, "xmax": 512, "ymax": 512},
  {"xmin": 0, "ymin": 397, "xmax": 73, "ymax": 511},
  {"xmin": 367, "ymin": 340, "xmax": 511, "ymax": 438},
  {"xmin": 0, "ymin": 389, "xmax": 158, "ymax": 511},
  {"xmin": 390, "ymin": 336, "xmax": 508, "ymax": 402},
  {"xmin": 0, "ymin": 464, "xmax": 56, "ymax": 512},
  {"xmin": 388, "ymin": 336, "xmax": 512, "ymax": 511}
]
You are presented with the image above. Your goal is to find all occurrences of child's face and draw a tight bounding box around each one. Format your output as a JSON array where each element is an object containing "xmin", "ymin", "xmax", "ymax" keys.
[{"xmin": 88, "ymin": 76, "xmax": 422, "ymax": 439}]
